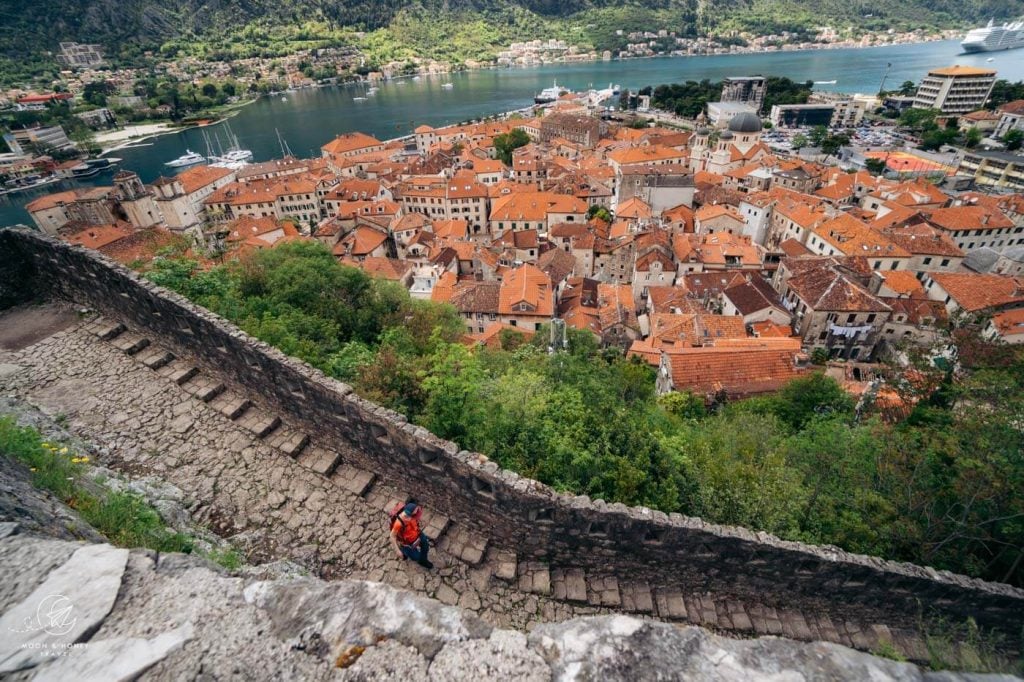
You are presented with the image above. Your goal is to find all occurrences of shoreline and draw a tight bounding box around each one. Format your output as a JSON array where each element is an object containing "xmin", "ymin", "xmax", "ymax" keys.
[{"xmin": 98, "ymin": 99, "xmax": 259, "ymax": 155}]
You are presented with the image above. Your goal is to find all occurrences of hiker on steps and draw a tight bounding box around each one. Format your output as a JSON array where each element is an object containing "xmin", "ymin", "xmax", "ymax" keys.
[{"xmin": 390, "ymin": 500, "xmax": 433, "ymax": 569}]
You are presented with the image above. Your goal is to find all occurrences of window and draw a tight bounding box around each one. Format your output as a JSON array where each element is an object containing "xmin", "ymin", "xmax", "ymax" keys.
[
  {"xmin": 847, "ymin": 314, "xmax": 856, "ymax": 323},
  {"xmin": 941, "ymin": 259, "xmax": 950, "ymax": 267},
  {"xmin": 866, "ymin": 314, "xmax": 876, "ymax": 323},
  {"xmin": 819, "ymin": 331, "xmax": 828, "ymax": 340},
  {"xmin": 923, "ymin": 257, "xmax": 932, "ymax": 265},
  {"xmin": 510, "ymin": 320, "xmax": 517, "ymax": 327},
  {"xmin": 874, "ymin": 261, "xmax": 882, "ymax": 269}
]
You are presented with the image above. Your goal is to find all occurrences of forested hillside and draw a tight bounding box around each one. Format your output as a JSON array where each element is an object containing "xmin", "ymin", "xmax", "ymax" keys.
[{"xmin": 3, "ymin": 0, "xmax": 1024, "ymax": 69}]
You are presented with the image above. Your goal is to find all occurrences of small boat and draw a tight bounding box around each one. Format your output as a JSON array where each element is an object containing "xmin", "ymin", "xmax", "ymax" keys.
[
  {"xmin": 207, "ymin": 123, "xmax": 253, "ymax": 166},
  {"xmin": 367, "ymin": 86, "xmax": 379, "ymax": 95},
  {"xmin": 281, "ymin": 96, "xmax": 288, "ymax": 101},
  {"xmin": 165, "ymin": 150, "xmax": 205, "ymax": 168},
  {"xmin": 353, "ymin": 96, "xmax": 367, "ymax": 101},
  {"xmin": 412, "ymin": 76, "xmax": 421, "ymax": 81},
  {"xmin": 814, "ymin": 80, "xmax": 838, "ymax": 85},
  {"xmin": 441, "ymin": 82, "xmax": 454, "ymax": 90},
  {"xmin": 2, "ymin": 174, "xmax": 61, "ymax": 194},
  {"xmin": 987, "ymin": 57, "xmax": 996, "ymax": 61}
]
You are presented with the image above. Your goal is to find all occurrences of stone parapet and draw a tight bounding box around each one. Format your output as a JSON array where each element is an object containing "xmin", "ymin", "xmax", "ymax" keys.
[{"xmin": 2, "ymin": 227, "xmax": 1022, "ymax": 637}]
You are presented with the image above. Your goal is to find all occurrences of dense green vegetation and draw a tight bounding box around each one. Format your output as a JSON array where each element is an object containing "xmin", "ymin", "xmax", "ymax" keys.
[
  {"xmin": 3, "ymin": 0, "xmax": 1024, "ymax": 86},
  {"xmin": 648, "ymin": 77, "xmax": 813, "ymax": 117},
  {"xmin": 0, "ymin": 415, "xmax": 244, "ymax": 567},
  {"xmin": 144, "ymin": 242, "xmax": 1024, "ymax": 591}
]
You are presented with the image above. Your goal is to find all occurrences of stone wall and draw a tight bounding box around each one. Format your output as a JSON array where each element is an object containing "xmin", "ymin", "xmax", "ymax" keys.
[{"xmin": 2, "ymin": 227, "xmax": 1023, "ymax": 637}]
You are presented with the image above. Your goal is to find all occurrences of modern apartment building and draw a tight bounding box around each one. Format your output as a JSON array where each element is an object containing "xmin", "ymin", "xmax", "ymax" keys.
[
  {"xmin": 721, "ymin": 77, "xmax": 766, "ymax": 112},
  {"xmin": 957, "ymin": 150, "xmax": 1024, "ymax": 191},
  {"xmin": 912, "ymin": 66, "xmax": 996, "ymax": 115}
]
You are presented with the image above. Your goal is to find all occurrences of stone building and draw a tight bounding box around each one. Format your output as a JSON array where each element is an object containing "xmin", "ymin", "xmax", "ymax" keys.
[{"xmin": 539, "ymin": 113, "xmax": 604, "ymax": 148}]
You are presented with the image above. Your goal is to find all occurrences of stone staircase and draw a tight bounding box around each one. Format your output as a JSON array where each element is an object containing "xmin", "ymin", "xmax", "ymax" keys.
[{"xmin": 80, "ymin": 315, "xmax": 930, "ymax": 661}]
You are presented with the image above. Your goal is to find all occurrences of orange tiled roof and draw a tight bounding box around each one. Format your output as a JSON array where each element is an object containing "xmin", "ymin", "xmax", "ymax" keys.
[
  {"xmin": 929, "ymin": 272, "xmax": 1024, "ymax": 312},
  {"xmin": 498, "ymin": 264, "xmax": 553, "ymax": 317},
  {"xmin": 663, "ymin": 342, "xmax": 805, "ymax": 397}
]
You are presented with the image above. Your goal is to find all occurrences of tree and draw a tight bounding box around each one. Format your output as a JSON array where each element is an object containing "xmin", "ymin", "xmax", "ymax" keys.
[
  {"xmin": 809, "ymin": 125, "xmax": 828, "ymax": 147},
  {"xmin": 1004, "ymin": 129, "xmax": 1024, "ymax": 151},
  {"xmin": 864, "ymin": 157, "xmax": 887, "ymax": 175},
  {"xmin": 964, "ymin": 127, "xmax": 983, "ymax": 149},
  {"xmin": 771, "ymin": 373, "xmax": 855, "ymax": 431},
  {"xmin": 201, "ymin": 82, "xmax": 218, "ymax": 98},
  {"xmin": 898, "ymin": 80, "xmax": 917, "ymax": 96},
  {"xmin": 791, "ymin": 133, "xmax": 809, "ymax": 150},
  {"xmin": 820, "ymin": 132, "xmax": 849, "ymax": 159},
  {"xmin": 587, "ymin": 205, "xmax": 612, "ymax": 222},
  {"xmin": 493, "ymin": 128, "xmax": 529, "ymax": 165}
]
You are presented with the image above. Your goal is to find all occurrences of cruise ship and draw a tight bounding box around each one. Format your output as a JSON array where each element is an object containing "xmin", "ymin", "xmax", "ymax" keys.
[
  {"xmin": 961, "ymin": 18, "xmax": 1024, "ymax": 53},
  {"xmin": 534, "ymin": 81, "xmax": 568, "ymax": 104}
]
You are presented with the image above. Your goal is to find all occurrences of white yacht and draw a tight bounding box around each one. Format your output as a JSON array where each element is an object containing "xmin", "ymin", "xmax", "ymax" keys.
[
  {"xmin": 962, "ymin": 18, "xmax": 1024, "ymax": 53},
  {"xmin": 164, "ymin": 150, "xmax": 205, "ymax": 168},
  {"xmin": 441, "ymin": 82, "xmax": 454, "ymax": 90},
  {"xmin": 534, "ymin": 80, "xmax": 567, "ymax": 104},
  {"xmin": 207, "ymin": 124, "xmax": 253, "ymax": 168}
]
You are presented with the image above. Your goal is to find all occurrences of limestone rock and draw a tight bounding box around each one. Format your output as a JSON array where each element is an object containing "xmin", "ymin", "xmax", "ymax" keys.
[
  {"xmin": 34, "ymin": 622, "xmax": 194, "ymax": 682},
  {"xmin": 337, "ymin": 639, "xmax": 429, "ymax": 681},
  {"xmin": 429, "ymin": 630, "xmax": 550, "ymax": 682},
  {"xmin": 0, "ymin": 543, "xmax": 129, "ymax": 673},
  {"xmin": 243, "ymin": 578, "xmax": 493, "ymax": 659}
]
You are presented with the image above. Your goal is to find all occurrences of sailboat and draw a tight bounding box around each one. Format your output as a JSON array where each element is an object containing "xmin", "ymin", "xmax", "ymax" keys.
[
  {"xmin": 208, "ymin": 123, "xmax": 253, "ymax": 169},
  {"xmin": 276, "ymin": 128, "xmax": 294, "ymax": 158}
]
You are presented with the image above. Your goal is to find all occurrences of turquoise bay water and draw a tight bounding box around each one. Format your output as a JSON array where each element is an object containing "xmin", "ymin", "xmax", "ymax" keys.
[{"xmin": 4, "ymin": 39, "xmax": 1024, "ymax": 226}]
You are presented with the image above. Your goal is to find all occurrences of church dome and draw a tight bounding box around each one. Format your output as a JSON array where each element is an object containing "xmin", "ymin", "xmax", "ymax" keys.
[
  {"xmin": 728, "ymin": 112, "xmax": 763, "ymax": 133},
  {"xmin": 719, "ymin": 130, "xmax": 734, "ymax": 140},
  {"xmin": 696, "ymin": 127, "xmax": 710, "ymax": 136}
]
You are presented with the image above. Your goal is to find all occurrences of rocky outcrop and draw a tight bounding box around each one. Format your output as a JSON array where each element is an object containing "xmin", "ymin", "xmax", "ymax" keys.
[{"xmin": 0, "ymin": 529, "xmax": 1019, "ymax": 681}]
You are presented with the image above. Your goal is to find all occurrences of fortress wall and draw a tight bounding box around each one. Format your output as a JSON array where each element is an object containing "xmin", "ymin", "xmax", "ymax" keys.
[{"xmin": 3, "ymin": 227, "xmax": 1022, "ymax": 634}]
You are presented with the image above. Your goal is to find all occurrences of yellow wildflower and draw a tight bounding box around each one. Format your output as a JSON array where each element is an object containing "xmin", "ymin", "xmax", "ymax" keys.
[
  {"xmin": 80, "ymin": 456, "xmax": 89, "ymax": 463},
  {"xmin": 59, "ymin": 447, "xmax": 68, "ymax": 454}
]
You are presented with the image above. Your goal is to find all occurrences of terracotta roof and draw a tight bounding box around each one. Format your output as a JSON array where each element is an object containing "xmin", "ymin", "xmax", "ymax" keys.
[
  {"xmin": 340, "ymin": 256, "xmax": 412, "ymax": 281},
  {"xmin": 176, "ymin": 165, "xmax": 234, "ymax": 195},
  {"xmin": 750, "ymin": 320, "xmax": 793, "ymax": 338},
  {"xmin": 25, "ymin": 189, "xmax": 80, "ymax": 212},
  {"xmin": 321, "ymin": 132, "xmax": 383, "ymax": 155},
  {"xmin": 468, "ymin": 322, "xmax": 535, "ymax": 349},
  {"xmin": 451, "ymin": 280, "xmax": 502, "ymax": 313},
  {"xmin": 537, "ymin": 247, "xmax": 576, "ymax": 284},
  {"xmin": 990, "ymin": 308, "xmax": 1024, "ymax": 338},
  {"xmin": 662, "ymin": 341, "xmax": 805, "ymax": 398},
  {"xmin": 925, "ymin": 205, "xmax": 1013, "ymax": 232},
  {"xmin": 929, "ymin": 272, "xmax": 1024, "ymax": 312},
  {"xmin": 334, "ymin": 225, "xmax": 388, "ymax": 257},
  {"xmin": 879, "ymin": 270, "xmax": 927, "ymax": 298},
  {"xmin": 787, "ymin": 264, "xmax": 891, "ymax": 313},
  {"xmin": 64, "ymin": 222, "xmax": 132, "ymax": 250},
  {"xmin": 498, "ymin": 264, "xmax": 553, "ymax": 317},
  {"xmin": 431, "ymin": 271, "xmax": 458, "ymax": 303},
  {"xmin": 723, "ymin": 276, "xmax": 786, "ymax": 316}
]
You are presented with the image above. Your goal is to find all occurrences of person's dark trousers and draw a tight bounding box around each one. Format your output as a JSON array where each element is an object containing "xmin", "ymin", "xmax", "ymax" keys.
[{"xmin": 400, "ymin": 533, "xmax": 430, "ymax": 563}]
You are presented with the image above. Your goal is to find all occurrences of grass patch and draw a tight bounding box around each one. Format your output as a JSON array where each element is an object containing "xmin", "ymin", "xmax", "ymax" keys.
[
  {"xmin": 922, "ymin": 616, "xmax": 1022, "ymax": 675},
  {"xmin": 1, "ymin": 416, "xmax": 198, "ymax": 557}
]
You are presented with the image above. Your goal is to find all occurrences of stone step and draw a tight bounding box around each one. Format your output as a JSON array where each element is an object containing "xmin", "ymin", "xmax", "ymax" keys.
[
  {"xmin": 551, "ymin": 567, "xmax": 588, "ymax": 603},
  {"xmin": 181, "ymin": 375, "xmax": 226, "ymax": 403},
  {"xmin": 157, "ymin": 361, "xmax": 198, "ymax": 386},
  {"xmin": 297, "ymin": 447, "xmax": 342, "ymax": 477},
  {"xmin": 779, "ymin": 609, "xmax": 814, "ymax": 641},
  {"xmin": 725, "ymin": 600, "xmax": 753, "ymax": 632},
  {"xmin": 109, "ymin": 333, "xmax": 150, "ymax": 355},
  {"xmin": 653, "ymin": 587, "xmax": 688, "ymax": 621},
  {"xmin": 438, "ymin": 524, "xmax": 488, "ymax": 566},
  {"xmin": 330, "ymin": 465, "xmax": 376, "ymax": 498},
  {"xmin": 487, "ymin": 549, "xmax": 517, "ymax": 581},
  {"xmin": 208, "ymin": 391, "xmax": 252, "ymax": 420},
  {"xmin": 89, "ymin": 319, "xmax": 126, "ymax": 341},
  {"xmin": 619, "ymin": 582, "xmax": 654, "ymax": 614},
  {"xmin": 586, "ymin": 575, "xmax": 621, "ymax": 608},
  {"xmin": 516, "ymin": 562, "xmax": 551, "ymax": 596},
  {"xmin": 419, "ymin": 509, "xmax": 450, "ymax": 539},
  {"xmin": 135, "ymin": 346, "xmax": 175, "ymax": 370},
  {"xmin": 685, "ymin": 595, "xmax": 720, "ymax": 629},
  {"xmin": 746, "ymin": 604, "xmax": 784, "ymax": 636},
  {"xmin": 234, "ymin": 407, "xmax": 281, "ymax": 438},
  {"xmin": 264, "ymin": 427, "xmax": 309, "ymax": 457}
]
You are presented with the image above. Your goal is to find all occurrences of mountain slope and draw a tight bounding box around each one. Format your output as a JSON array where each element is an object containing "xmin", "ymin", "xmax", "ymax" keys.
[{"xmin": 2, "ymin": 0, "xmax": 1023, "ymax": 66}]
